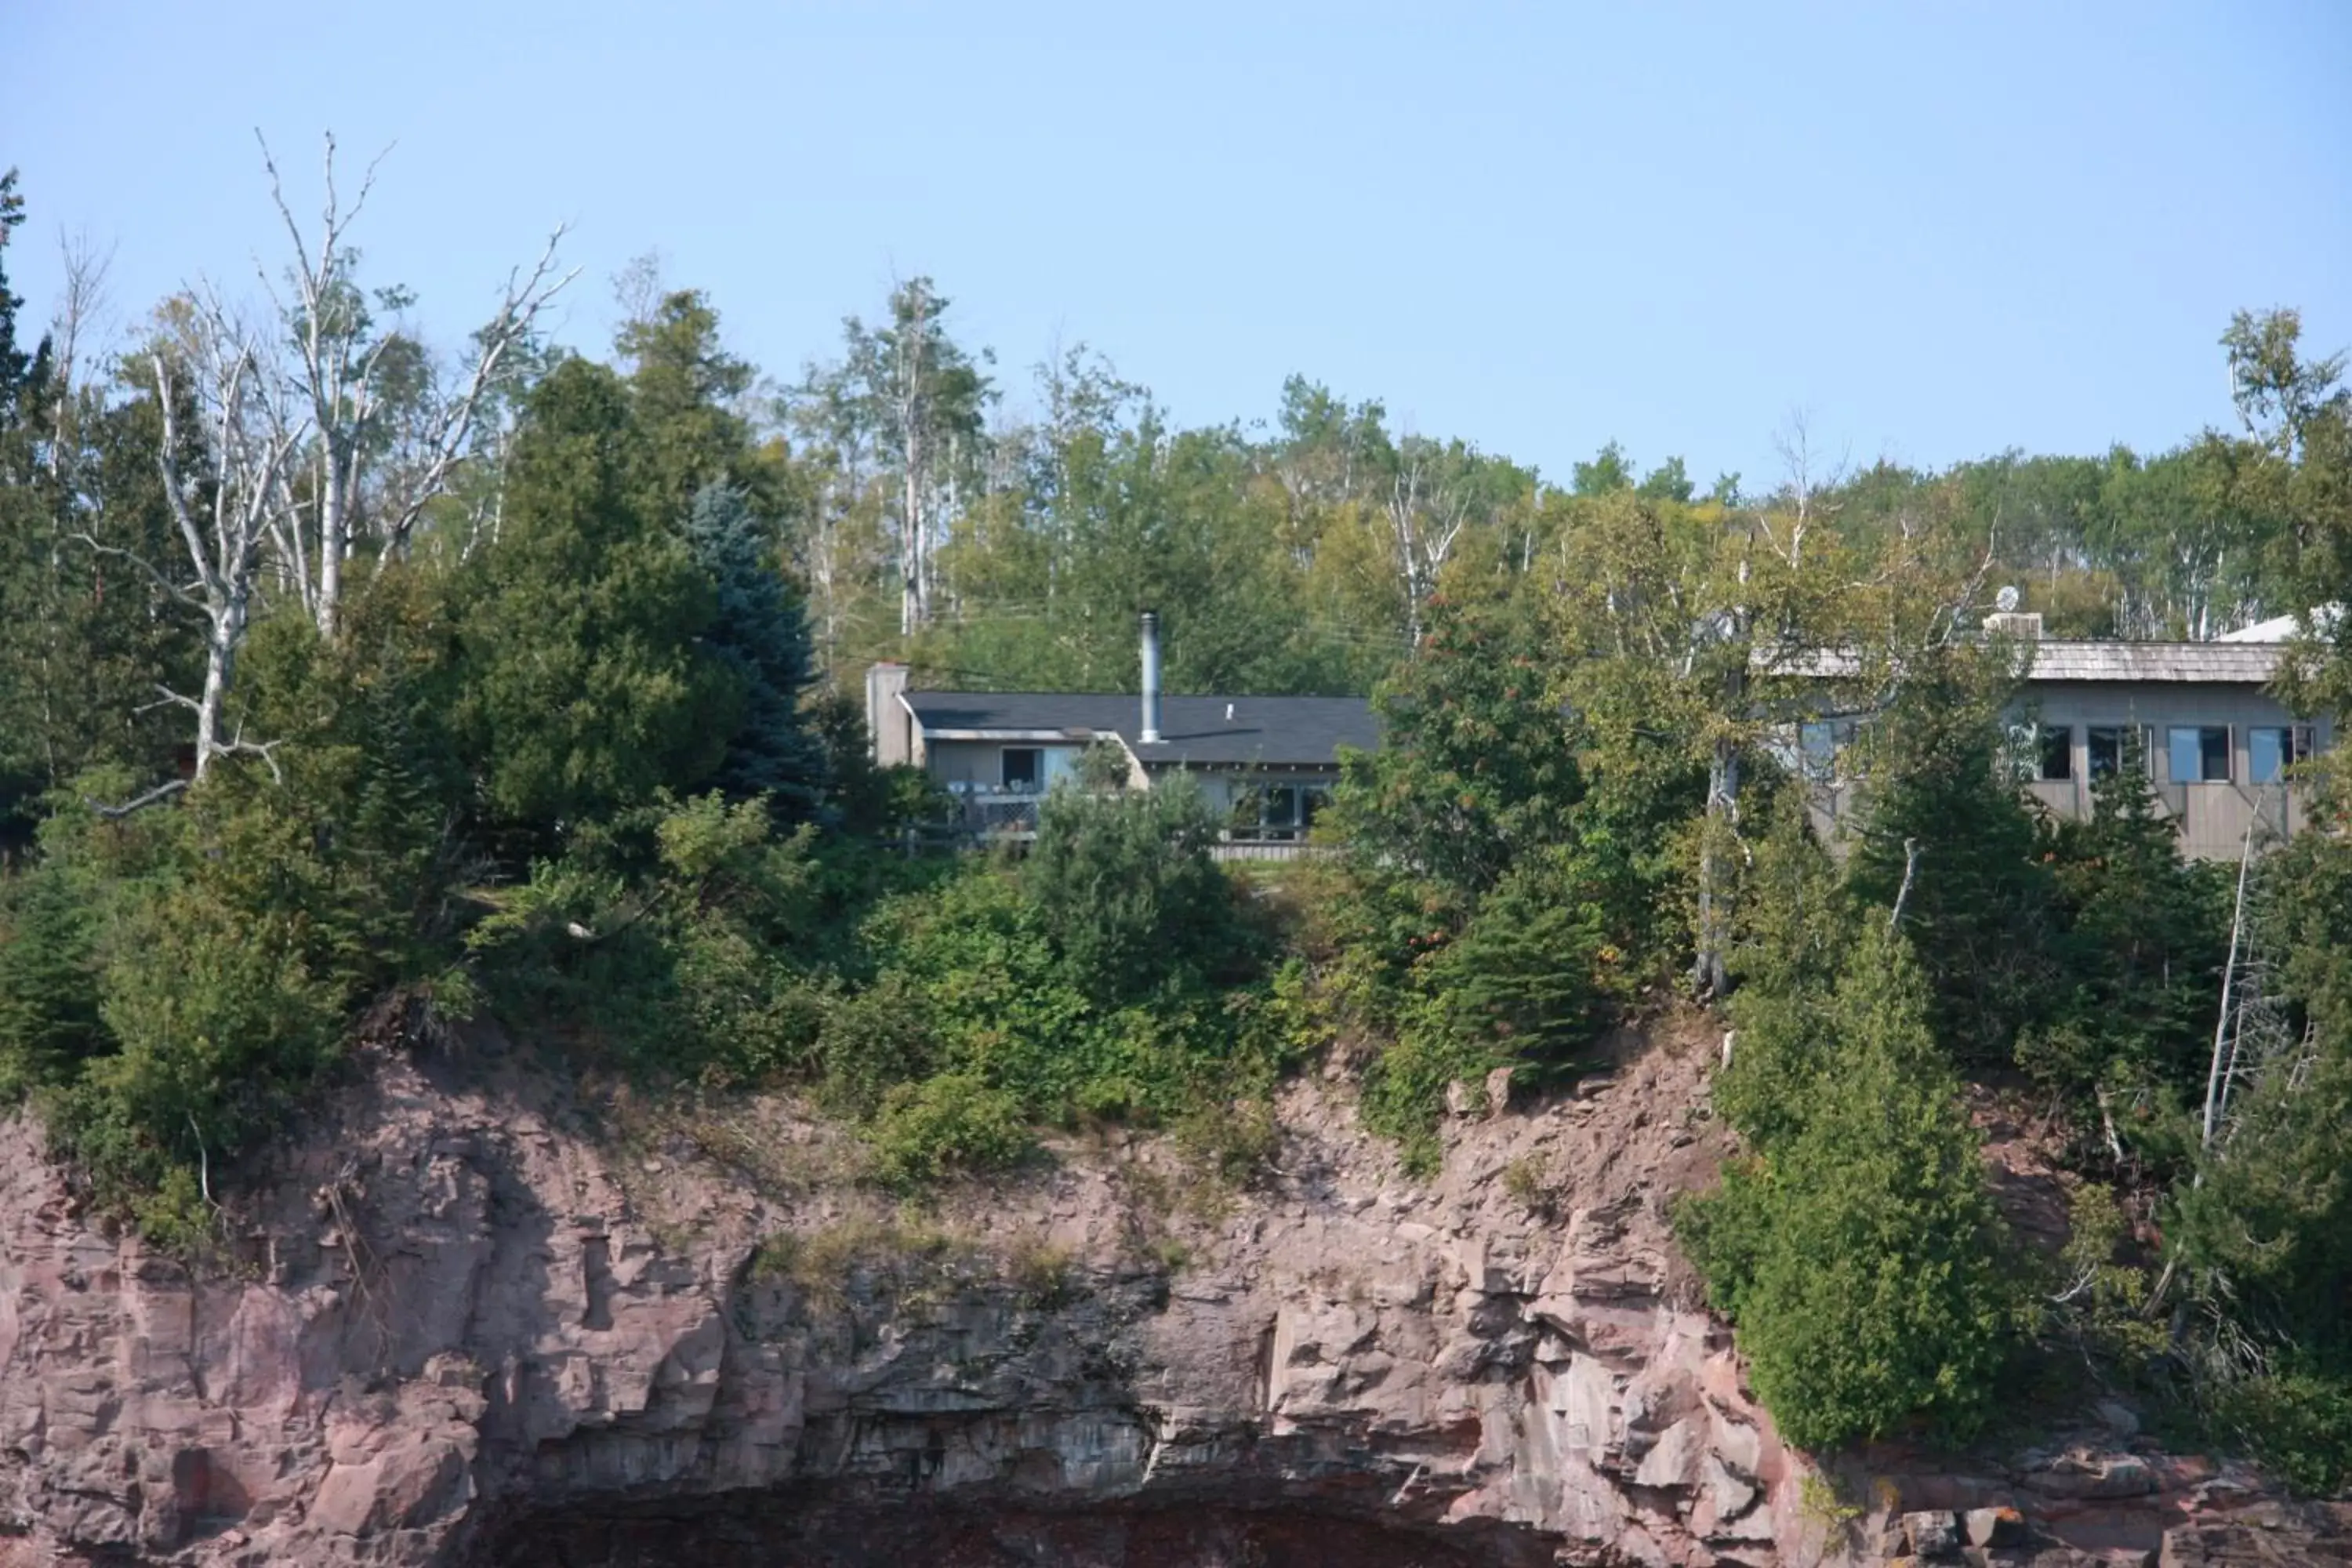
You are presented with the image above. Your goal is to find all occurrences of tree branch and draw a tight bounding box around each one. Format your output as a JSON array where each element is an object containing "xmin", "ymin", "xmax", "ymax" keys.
[
  {"xmin": 71, "ymin": 532, "xmax": 202, "ymax": 611},
  {"xmin": 1888, "ymin": 837, "xmax": 1921, "ymax": 931},
  {"xmin": 84, "ymin": 779, "xmax": 189, "ymax": 818}
]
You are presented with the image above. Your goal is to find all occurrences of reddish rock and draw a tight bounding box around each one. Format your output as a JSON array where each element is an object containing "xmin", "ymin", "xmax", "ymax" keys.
[{"xmin": 0, "ymin": 1025, "xmax": 2343, "ymax": 1566}]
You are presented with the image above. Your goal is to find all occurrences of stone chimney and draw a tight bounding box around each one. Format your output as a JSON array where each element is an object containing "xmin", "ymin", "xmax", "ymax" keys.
[
  {"xmin": 866, "ymin": 662, "xmax": 913, "ymax": 766},
  {"xmin": 1982, "ymin": 612, "xmax": 2045, "ymax": 640}
]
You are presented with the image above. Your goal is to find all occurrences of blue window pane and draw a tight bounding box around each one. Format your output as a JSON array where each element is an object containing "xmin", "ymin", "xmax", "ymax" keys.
[
  {"xmin": 1798, "ymin": 721, "xmax": 1835, "ymax": 779},
  {"xmin": 2251, "ymin": 728, "xmax": 2285, "ymax": 784},
  {"xmin": 2169, "ymin": 728, "xmax": 2201, "ymax": 783}
]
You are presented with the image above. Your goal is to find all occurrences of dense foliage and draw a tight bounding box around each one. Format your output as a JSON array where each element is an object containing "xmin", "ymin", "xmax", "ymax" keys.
[
  {"xmin": 1685, "ymin": 922, "xmax": 2016, "ymax": 1449},
  {"xmin": 4, "ymin": 157, "xmax": 2352, "ymax": 1480}
]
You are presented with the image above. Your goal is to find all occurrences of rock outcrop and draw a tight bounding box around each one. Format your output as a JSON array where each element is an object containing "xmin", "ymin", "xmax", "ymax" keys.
[{"xmin": 1, "ymin": 1022, "xmax": 2344, "ymax": 1566}]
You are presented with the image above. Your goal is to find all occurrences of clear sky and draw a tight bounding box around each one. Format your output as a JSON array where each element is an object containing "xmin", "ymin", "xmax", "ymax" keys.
[{"xmin": 5, "ymin": 2, "xmax": 2348, "ymax": 493}]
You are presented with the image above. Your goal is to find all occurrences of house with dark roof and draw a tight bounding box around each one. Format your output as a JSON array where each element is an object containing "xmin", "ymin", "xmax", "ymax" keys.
[{"xmin": 865, "ymin": 613, "xmax": 1377, "ymax": 855}]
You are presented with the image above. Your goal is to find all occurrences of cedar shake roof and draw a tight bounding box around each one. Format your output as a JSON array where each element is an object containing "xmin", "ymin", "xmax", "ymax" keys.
[
  {"xmin": 1762, "ymin": 640, "xmax": 2292, "ymax": 684},
  {"xmin": 2020, "ymin": 641, "xmax": 2288, "ymax": 683}
]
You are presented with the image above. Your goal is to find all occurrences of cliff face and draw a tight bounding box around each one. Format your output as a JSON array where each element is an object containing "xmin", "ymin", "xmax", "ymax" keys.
[{"xmin": 0, "ymin": 1021, "xmax": 2343, "ymax": 1567}]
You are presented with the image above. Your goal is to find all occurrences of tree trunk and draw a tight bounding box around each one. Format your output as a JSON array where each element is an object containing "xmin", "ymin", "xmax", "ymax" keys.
[
  {"xmin": 317, "ymin": 437, "xmax": 346, "ymax": 638},
  {"xmin": 192, "ymin": 591, "xmax": 248, "ymax": 781},
  {"xmin": 1693, "ymin": 737, "xmax": 1740, "ymax": 997}
]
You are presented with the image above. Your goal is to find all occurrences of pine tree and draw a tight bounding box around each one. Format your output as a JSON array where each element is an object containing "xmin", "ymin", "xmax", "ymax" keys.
[
  {"xmin": 1682, "ymin": 921, "xmax": 2016, "ymax": 1450},
  {"xmin": 2027, "ymin": 741, "xmax": 2228, "ymax": 1098},
  {"xmin": 685, "ymin": 481, "xmax": 825, "ymax": 813},
  {"xmin": 1849, "ymin": 645, "xmax": 2062, "ymax": 1064},
  {"xmin": 452, "ymin": 360, "xmax": 731, "ymax": 838}
]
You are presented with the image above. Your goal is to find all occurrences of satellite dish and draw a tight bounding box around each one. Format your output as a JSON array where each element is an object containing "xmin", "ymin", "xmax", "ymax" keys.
[{"xmin": 1994, "ymin": 585, "xmax": 2021, "ymax": 613}]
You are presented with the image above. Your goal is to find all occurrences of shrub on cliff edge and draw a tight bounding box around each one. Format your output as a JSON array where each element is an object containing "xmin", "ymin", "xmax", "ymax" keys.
[{"xmin": 1680, "ymin": 921, "xmax": 2019, "ymax": 1450}]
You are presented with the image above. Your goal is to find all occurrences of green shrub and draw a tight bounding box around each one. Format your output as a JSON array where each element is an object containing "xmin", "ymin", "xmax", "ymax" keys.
[
  {"xmin": 866, "ymin": 1071, "xmax": 1033, "ymax": 1188},
  {"xmin": 0, "ymin": 776, "xmax": 376, "ymax": 1207},
  {"xmin": 1409, "ymin": 848, "xmax": 1607, "ymax": 1069},
  {"xmin": 1172, "ymin": 1092, "xmax": 1279, "ymax": 1185},
  {"xmin": 817, "ymin": 973, "xmax": 938, "ymax": 1112},
  {"xmin": 1681, "ymin": 923, "xmax": 2018, "ymax": 1450},
  {"xmin": 468, "ymin": 791, "xmax": 834, "ymax": 1079},
  {"xmin": 1025, "ymin": 775, "xmax": 1250, "ymax": 1003},
  {"xmin": 2210, "ymin": 1370, "xmax": 2352, "ymax": 1496},
  {"xmin": 0, "ymin": 852, "xmax": 107, "ymax": 1098},
  {"xmin": 1360, "ymin": 1024, "xmax": 1483, "ymax": 1175}
]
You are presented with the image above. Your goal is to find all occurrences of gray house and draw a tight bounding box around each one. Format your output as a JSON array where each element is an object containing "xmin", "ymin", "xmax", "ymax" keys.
[
  {"xmin": 866, "ymin": 613, "xmax": 1377, "ymax": 857},
  {"xmin": 1791, "ymin": 612, "xmax": 2334, "ymax": 859}
]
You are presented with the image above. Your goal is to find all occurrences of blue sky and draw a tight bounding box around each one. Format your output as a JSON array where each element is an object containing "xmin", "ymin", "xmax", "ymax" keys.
[{"xmin": 5, "ymin": 2, "xmax": 2348, "ymax": 493}]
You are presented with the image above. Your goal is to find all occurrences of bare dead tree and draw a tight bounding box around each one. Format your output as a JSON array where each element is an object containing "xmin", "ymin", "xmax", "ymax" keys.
[
  {"xmin": 2180, "ymin": 793, "xmax": 2307, "ymax": 1243},
  {"xmin": 609, "ymin": 249, "xmax": 669, "ymax": 368},
  {"xmin": 45, "ymin": 230, "xmax": 114, "ymax": 478},
  {"xmin": 78, "ymin": 295, "xmax": 310, "ymax": 791},
  {"xmin": 251, "ymin": 130, "xmax": 575, "ymax": 637},
  {"xmin": 1762, "ymin": 408, "xmax": 1848, "ymax": 572},
  {"xmin": 889, "ymin": 279, "xmax": 937, "ymax": 635}
]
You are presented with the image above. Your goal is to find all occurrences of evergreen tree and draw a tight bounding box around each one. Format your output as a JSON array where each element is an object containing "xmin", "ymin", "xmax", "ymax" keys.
[
  {"xmin": 1849, "ymin": 644, "xmax": 2062, "ymax": 1064},
  {"xmin": 0, "ymin": 170, "xmax": 42, "ymax": 416},
  {"xmin": 453, "ymin": 360, "xmax": 732, "ymax": 838},
  {"xmin": 1682, "ymin": 921, "xmax": 2017, "ymax": 1450},
  {"xmin": 1406, "ymin": 844, "xmax": 1608, "ymax": 1069},
  {"xmin": 2025, "ymin": 742, "xmax": 2228, "ymax": 1100},
  {"xmin": 685, "ymin": 481, "xmax": 825, "ymax": 812},
  {"xmin": 619, "ymin": 287, "xmax": 778, "ymax": 523},
  {"xmin": 2172, "ymin": 1042, "xmax": 2352, "ymax": 1367}
]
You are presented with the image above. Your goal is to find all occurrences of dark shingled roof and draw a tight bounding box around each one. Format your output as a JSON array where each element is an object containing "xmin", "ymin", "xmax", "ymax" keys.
[{"xmin": 902, "ymin": 691, "xmax": 1377, "ymax": 768}]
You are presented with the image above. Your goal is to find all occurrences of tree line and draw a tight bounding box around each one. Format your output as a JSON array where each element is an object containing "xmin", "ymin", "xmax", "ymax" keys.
[{"xmin": 4, "ymin": 150, "xmax": 2352, "ymax": 1486}]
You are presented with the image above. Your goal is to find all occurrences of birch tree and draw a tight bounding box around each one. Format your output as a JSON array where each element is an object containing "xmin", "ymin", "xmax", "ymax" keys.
[
  {"xmin": 1386, "ymin": 435, "xmax": 1475, "ymax": 645},
  {"xmin": 808, "ymin": 278, "xmax": 990, "ymax": 637},
  {"xmin": 250, "ymin": 132, "xmax": 573, "ymax": 637},
  {"xmin": 80, "ymin": 296, "xmax": 309, "ymax": 793}
]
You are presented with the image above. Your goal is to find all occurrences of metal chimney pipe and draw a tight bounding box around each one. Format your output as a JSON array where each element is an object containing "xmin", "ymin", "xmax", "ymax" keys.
[{"xmin": 1138, "ymin": 609, "xmax": 1162, "ymax": 744}]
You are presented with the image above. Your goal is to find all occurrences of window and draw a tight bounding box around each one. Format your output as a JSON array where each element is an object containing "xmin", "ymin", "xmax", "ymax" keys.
[
  {"xmin": 1798, "ymin": 719, "xmax": 1855, "ymax": 782},
  {"xmin": 2249, "ymin": 725, "xmax": 2309, "ymax": 785},
  {"xmin": 1001, "ymin": 747, "xmax": 1041, "ymax": 790},
  {"xmin": 1232, "ymin": 783, "xmax": 1316, "ymax": 841},
  {"xmin": 2038, "ymin": 725, "xmax": 2073, "ymax": 782},
  {"xmin": 2168, "ymin": 726, "xmax": 2230, "ymax": 785},
  {"xmin": 2087, "ymin": 726, "xmax": 2142, "ymax": 779}
]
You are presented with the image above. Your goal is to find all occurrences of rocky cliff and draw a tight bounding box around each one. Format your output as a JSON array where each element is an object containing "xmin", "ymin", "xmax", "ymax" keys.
[{"xmin": 1, "ymin": 1018, "xmax": 2343, "ymax": 1566}]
